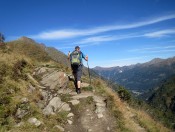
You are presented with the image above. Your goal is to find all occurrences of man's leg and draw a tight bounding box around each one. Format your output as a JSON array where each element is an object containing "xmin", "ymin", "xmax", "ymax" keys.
[
  {"xmin": 73, "ymin": 72, "xmax": 78, "ymax": 92},
  {"xmin": 76, "ymin": 81, "xmax": 81, "ymax": 94},
  {"xmin": 71, "ymin": 65, "xmax": 79, "ymax": 92},
  {"xmin": 76, "ymin": 65, "xmax": 82, "ymax": 94},
  {"xmin": 77, "ymin": 81, "xmax": 81, "ymax": 89}
]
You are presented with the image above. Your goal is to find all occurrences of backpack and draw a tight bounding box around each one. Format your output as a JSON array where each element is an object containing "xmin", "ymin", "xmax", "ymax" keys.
[{"xmin": 70, "ymin": 51, "xmax": 81, "ymax": 65}]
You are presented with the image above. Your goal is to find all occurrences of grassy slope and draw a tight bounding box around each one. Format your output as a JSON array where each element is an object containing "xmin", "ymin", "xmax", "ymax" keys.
[{"xmin": 0, "ymin": 42, "xmax": 71, "ymax": 131}]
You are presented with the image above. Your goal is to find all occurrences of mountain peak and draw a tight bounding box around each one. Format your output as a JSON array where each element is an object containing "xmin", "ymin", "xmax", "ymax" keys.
[
  {"xmin": 148, "ymin": 58, "xmax": 164, "ymax": 64},
  {"xmin": 18, "ymin": 36, "xmax": 36, "ymax": 44}
]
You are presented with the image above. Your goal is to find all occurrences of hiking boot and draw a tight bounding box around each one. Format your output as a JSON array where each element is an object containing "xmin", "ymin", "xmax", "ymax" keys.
[
  {"xmin": 76, "ymin": 88, "xmax": 78, "ymax": 93},
  {"xmin": 77, "ymin": 88, "xmax": 81, "ymax": 94}
]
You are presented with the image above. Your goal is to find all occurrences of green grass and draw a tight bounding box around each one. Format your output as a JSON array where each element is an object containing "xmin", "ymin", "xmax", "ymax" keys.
[
  {"xmin": 85, "ymin": 96, "xmax": 94, "ymax": 104},
  {"xmin": 59, "ymin": 93, "xmax": 72, "ymax": 103},
  {"xmin": 83, "ymin": 86, "xmax": 93, "ymax": 91},
  {"xmin": 105, "ymin": 94, "xmax": 127, "ymax": 131},
  {"xmin": 55, "ymin": 111, "xmax": 69, "ymax": 125}
]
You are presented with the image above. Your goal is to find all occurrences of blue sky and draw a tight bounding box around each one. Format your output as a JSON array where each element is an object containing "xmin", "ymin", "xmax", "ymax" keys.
[{"xmin": 1, "ymin": 0, "xmax": 175, "ymax": 68}]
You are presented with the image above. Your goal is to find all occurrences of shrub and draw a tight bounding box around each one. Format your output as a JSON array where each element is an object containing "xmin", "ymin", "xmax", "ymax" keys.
[
  {"xmin": 56, "ymin": 111, "xmax": 69, "ymax": 124},
  {"xmin": 12, "ymin": 59, "xmax": 27, "ymax": 80},
  {"xmin": 117, "ymin": 87, "xmax": 131, "ymax": 102},
  {"xmin": 0, "ymin": 63, "xmax": 7, "ymax": 83},
  {"xmin": 0, "ymin": 43, "xmax": 9, "ymax": 53}
]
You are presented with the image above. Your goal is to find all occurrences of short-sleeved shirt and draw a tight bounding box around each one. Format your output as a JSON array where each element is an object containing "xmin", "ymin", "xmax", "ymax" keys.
[{"xmin": 79, "ymin": 51, "xmax": 86, "ymax": 65}]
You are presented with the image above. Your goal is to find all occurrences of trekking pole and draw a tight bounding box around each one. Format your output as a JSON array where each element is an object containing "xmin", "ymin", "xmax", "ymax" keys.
[{"xmin": 87, "ymin": 60, "xmax": 92, "ymax": 86}]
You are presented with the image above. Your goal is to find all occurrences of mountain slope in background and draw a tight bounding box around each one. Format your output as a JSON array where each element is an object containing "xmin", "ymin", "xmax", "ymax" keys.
[
  {"xmin": 147, "ymin": 75, "xmax": 175, "ymax": 128},
  {"xmin": 93, "ymin": 57, "xmax": 175, "ymax": 96},
  {"xmin": 148, "ymin": 74, "xmax": 175, "ymax": 113}
]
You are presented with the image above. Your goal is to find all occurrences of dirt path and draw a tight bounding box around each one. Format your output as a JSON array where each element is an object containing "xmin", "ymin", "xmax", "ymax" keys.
[{"xmin": 64, "ymin": 91, "xmax": 116, "ymax": 132}]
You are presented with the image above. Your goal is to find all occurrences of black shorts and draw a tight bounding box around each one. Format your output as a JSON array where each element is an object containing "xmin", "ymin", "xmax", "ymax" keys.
[{"xmin": 71, "ymin": 64, "xmax": 82, "ymax": 81}]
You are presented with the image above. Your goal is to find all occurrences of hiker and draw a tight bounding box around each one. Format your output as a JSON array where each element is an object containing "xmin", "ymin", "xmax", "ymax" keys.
[{"xmin": 68, "ymin": 46, "xmax": 88, "ymax": 94}]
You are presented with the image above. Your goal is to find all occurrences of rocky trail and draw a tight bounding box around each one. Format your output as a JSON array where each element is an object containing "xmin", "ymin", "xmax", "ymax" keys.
[
  {"xmin": 18, "ymin": 67, "xmax": 147, "ymax": 132},
  {"xmin": 64, "ymin": 91, "xmax": 117, "ymax": 132}
]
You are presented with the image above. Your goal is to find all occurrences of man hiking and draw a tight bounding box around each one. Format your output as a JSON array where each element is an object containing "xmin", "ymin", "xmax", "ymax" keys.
[{"xmin": 68, "ymin": 46, "xmax": 88, "ymax": 94}]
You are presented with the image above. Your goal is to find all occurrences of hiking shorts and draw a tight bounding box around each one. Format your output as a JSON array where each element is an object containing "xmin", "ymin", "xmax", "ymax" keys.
[{"xmin": 71, "ymin": 64, "xmax": 82, "ymax": 81}]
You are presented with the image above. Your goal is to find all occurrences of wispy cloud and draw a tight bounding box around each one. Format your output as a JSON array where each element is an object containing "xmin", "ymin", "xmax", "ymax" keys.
[
  {"xmin": 56, "ymin": 43, "xmax": 98, "ymax": 49},
  {"xmin": 129, "ymin": 45, "xmax": 175, "ymax": 52},
  {"xmin": 143, "ymin": 49, "xmax": 175, "ymax": 53},
  {"xmin": 76, "ymin": 34, "xmax": 141, "ymax": 44},
  {"xmin": 58, "ymin": 29, "xmax": 175, "ymax": 49},
  {"xmin": 92, "ymin": 56, "xmax": 150, "ymax": 67},
  {"xmin": 128, "ymin": 45, "xmax": 175, "ymax": 54},
  {"xmin": 144, "ymin": 29, "xmax": 175, "ymax": 38},
  {"xmin": 110, "ymin": 56, "xmax": 149, "ymax": 62},
  {"xmin": 30, "ymin": 14, "xmax": 175, "ymax": 40},
  {"xmin": 57, "ymin": 34, "xmax": 141, "ymax": 49},
  {"xmin": 73, "ymin": 28, "xmax": 175, "ymax": 45}
]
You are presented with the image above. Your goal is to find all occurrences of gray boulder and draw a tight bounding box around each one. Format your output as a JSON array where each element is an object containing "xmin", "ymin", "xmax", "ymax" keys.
[
  {"xmin": 43, "ymin": 97, "xmax": 62, "ymax": 115},
  {"xmin": 28, "ymin": 117, "xmax": 42, "ymax": 127},
  {"xmin": 15, "ymin": 108, "xmax": 29, "ymax": 119},
  {"xmin": 41, "ymin": 71, "xmax": 68, "ymax": 90},
  {"xmin": 53, "ymin": 125, "xmax": 65, "ymax": 131},
  {"xmin": 21, "ymin": 97, "xmax": 29, "ymax": 103},
  {"xmin": 43, "ymin": 97, "xmax": 71, "ymax": 115}
]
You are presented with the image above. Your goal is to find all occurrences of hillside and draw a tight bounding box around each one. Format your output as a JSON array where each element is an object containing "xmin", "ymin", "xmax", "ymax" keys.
[
  {"xmin": 93, "ymin": 57, "xmax": 175, "ymax": 97},
  {"xmin": 147, "ymin": 75, "xmax": 175, "ymax": 128},
  {"xmin": 8, "ymin": 37, "xmax": 70, "ymax": 67},
  {"xmin": 0, "ymin": 38, "xmax": 171, "ymax": 131}
]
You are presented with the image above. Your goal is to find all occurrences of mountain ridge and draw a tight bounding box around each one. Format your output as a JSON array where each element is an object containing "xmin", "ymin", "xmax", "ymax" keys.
[
  {"xmin": 93, "ymin": 56, "xmax": 175, "ymax": 96},
  {"xmin": 94, "ymin": 57, "xmax": 175, "ymax": 70}
]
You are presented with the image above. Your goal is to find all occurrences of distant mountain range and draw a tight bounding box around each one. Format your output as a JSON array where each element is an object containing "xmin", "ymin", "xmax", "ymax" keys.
[{"xmin": 93, "ymin": 57, "xmax": 175, "ymax": 96}]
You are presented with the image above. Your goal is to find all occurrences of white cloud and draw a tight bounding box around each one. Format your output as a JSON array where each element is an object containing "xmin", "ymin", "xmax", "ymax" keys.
[
  {"xmin": 56, "ymin": 34, "xmax": 141, "ymax": 49},
  {"xmin": 56, "ymin": 43, "xmax": 98, "ymax": 49},
  {"xmin": 30, "ymin": 14, "xmax": 175, "ymax": 40},
  {"xmin": 91, "ymin": 56, "xmax": 149, "ymax": 67},
  {"xmin": 110, "ymin": 56, "xmax": 149, "ymax": 62},
  {"xmin": 144, "ymin": 29, "xmax": 175, "ymax": 38},
  {"xmin": 76, "ymin": 34, "xmax": 141, "ymax": 44},
  {"xmin": 128, "ymin": 46, "xmax": 175, "ymax": 54},
  {"xmin": 145, "ymin": 49, "xmax": 175, "ymax": 53},
  {"xmin": 58, "ymin": 29, "xmax": 175, "ymax": 48},
  {"xmin": 75, "ymin": 28, "xmax": 175, "ymax": 45},
  {"xmin": 129, "ymin": 45, "xmax": 175, "ymax": 52}
]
